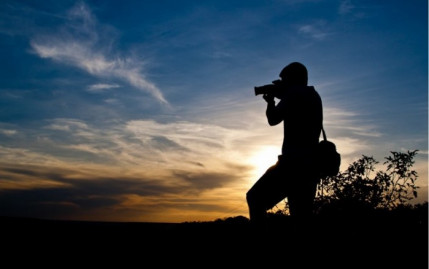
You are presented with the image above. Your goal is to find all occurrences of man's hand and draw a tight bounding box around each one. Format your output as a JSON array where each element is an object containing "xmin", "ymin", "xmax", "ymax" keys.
[{"xmin": 263, "ymin": 94, "xmax": 275, "ymax": 105}]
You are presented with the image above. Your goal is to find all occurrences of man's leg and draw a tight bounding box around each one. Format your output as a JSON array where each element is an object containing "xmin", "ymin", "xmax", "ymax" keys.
[
  {"xmin": 246, "ymin": 164, "xmax": 287, "ymax": 226},
  {"xmin": 288, "ymin": 179, "xmax": 318, "ymax": 218},
  {"xmin": 246, "ymin": 191, "xmax": 266, "ymax": 225}
]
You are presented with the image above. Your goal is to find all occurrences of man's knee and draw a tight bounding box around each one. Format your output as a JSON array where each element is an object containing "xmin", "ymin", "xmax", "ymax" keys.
[
  {"xmin": 246, "ymin": 190, "xmax": 254, "ymax": 206},
  {"xmin": 247, "ymin": 189, "xmax": 263, "ymax": 210}
]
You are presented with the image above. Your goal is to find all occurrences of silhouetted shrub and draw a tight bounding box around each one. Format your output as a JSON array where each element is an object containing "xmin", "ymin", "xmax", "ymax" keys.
[{"xmin": 314, "ymin": 150, "xmax": 420, "ymax": 214}]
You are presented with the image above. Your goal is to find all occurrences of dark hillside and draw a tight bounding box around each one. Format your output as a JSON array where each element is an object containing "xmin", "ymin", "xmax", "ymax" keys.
[{"xmin": 1, "ymin": 204, "xmax": 427, "ymax": 268}]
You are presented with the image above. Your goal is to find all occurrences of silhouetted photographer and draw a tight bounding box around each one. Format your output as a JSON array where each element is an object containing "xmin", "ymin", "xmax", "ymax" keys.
[{"xmin": 247, "ymin": 62, "xmax": 323, "ymax": 225}]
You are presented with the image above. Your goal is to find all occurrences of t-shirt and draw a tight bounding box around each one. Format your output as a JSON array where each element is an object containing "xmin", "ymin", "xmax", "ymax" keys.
[{"xmin": 266, "ymin": 85, "xmax": 323, "ymax": 156}]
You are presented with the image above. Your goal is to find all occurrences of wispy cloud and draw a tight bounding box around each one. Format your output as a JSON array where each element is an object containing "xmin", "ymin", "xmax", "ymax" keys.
[
  {"xmin": 0, "ymin": 164, "xmax": 248, "ymax": 222},
  {"xmin": 298, "ymin": 21, "xmax": 331, "ymax": 40},
  {"xmin": 283, "ymin": 0, "xmax": 322, "ymax": 4},
  {"xmin": 21, "ymin": 117, "xmax": 253, "ymax": 178},
  {"xmin": 45, "ymin": 118, "xmax": 89, "ymax": 132},
  {"xmin": 30, "ymin": 2, "xmax": 168, "ymax": 105},
  {"xmin": 0, "ymin": 99, "xmax": 426, "ymax": 220},
  {"xmin": 338, "ymin": 0, "xmax": 366, "ymax": 18},
  {"xmin": 0, "ymin": 117, "xmax": 253, "ymax": 221},
  {"xmin": 339, "ymin": 0, "xmax": 355, "ymax": 15},
  {"xmin": 87, "ymin": 83, "xmax": 120, "ymax": 93},
  {"xmin": 323, "ymin": 107, "xmax": 382, "ymax": 138},
  {"xmin": 0, "ymin": 129, "xmax": 17, "ymax": 136}
]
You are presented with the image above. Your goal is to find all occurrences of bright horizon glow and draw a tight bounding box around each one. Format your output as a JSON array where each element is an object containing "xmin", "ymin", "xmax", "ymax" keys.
[{"xmin": 248, "ymin": 146, "xmax": 280, "ymax": 180}]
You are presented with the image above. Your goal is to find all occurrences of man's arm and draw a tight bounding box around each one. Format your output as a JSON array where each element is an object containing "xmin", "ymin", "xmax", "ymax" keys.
[{"xmin": 264, "ymin": 94, "xmax": 283, "ymax": 126}]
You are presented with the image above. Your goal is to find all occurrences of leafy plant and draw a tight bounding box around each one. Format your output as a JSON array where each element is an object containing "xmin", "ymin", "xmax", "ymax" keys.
[
  {"xmin": 378, "ymin": 150, "xmax": 419, "ymax": 208},
  {"xmin": 315, "ymin": 150, "xmax": 419, "ymax": 213}
]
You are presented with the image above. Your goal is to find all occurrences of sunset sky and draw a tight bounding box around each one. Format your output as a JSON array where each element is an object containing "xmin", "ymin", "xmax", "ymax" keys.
[{"xmin": 0, "ymin": 0, "xmax": 427, "ymax": 222}]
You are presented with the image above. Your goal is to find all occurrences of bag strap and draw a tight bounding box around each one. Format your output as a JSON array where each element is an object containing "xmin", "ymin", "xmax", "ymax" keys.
[
  {"xmin": 320, "ymin": 126, "xmax": 327, "ymax": 192},
  {"xmin": 322, "ymin": 126, "xmax": 327, "ymax": 141}
]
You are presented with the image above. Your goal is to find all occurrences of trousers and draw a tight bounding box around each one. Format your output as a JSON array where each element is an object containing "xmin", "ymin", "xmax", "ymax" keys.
[{"xmin": 247, "ymin": 154, "xmax": 319, "ymax": 221}]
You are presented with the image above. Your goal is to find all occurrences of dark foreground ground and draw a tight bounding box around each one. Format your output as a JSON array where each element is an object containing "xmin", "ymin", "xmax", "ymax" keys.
[{"xmin": 1, "ymin": 210, "xmax": 427, "ymax": 268}]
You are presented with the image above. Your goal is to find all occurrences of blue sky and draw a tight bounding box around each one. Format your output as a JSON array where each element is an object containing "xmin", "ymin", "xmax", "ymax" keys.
[{"xmin": 0, "ymin": 0, "xmax": 427, "ymax": 222}]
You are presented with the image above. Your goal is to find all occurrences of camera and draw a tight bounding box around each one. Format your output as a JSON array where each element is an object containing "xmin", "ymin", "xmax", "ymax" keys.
[{"xmin": 254, "ymin": 80, "xmax": 285, "ymax": 99}]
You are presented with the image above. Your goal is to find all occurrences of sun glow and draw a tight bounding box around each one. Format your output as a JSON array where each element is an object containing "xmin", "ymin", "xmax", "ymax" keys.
[{"xmin": 249, "ymin": 146, "xmax": 280, "ymax": 180}]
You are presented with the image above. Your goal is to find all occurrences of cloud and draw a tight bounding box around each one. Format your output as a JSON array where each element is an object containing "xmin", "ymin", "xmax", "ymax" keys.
[
  {"xmin": 298, "ymin": 21, "xmax": 331, "ymax": 40},
  {"xmin": 87, "ymin": 83, "xmax": 120, "ymax": 93},
  {"xmin": 0, "ymin": 129, "xmax": 17, "ymax": 136},
  {"xmin": 338, "ymin": 0, "xmax": 366, "ymax": 18},
  {"xmin": 323, "ymin": 107, "xmax": 382, "ymax": 138},
  {"xmin": 0, "ymin": 116, "xmax": 255, "ymax": 221},
  {"xmin": 173, "ymin": 171, "xmax": 241, "ymax": 191},
  {"xmin": 0, "ymin": 108, "xmax": 426, "ymax": 221},
  {"xmin": 0, "ymin": 157, "xmax": 247, "ymax": 221},
  {"xmin": 45, "ymin": 118, "xmax": 89, "ymax": 132},
  {"xmin": 3, "ymin": 117, "xmax": 253, "ymax": 184},
  {"xmin": 339, "ymin": 0, "xmax": 355, "ymax": 15},
  {"xmin": 282, "ymin": 0, "xmax": 322, "ymax": 4},
  {"xmin": 30, "ymin": 2, "xmax": 168, "ymax": 105}
]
